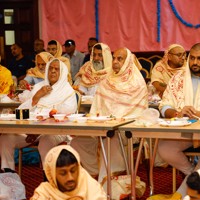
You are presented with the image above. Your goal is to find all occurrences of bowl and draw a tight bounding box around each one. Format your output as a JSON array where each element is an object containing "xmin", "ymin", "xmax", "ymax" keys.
[
  {"xmin": 76, "ymin": 117, "xmax": 87, "ymax": 123},
  {"xmin": 67, "ymin": 114, "xmax": 84, "ymax": 122},
  {"xmin": 53, "ymin": 114, "xmax": 66, "ymax": 121}
]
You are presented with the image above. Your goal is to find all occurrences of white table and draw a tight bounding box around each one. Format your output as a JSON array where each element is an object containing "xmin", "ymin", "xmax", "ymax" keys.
[
  {"xmin": 0, "ymin": 118, "xmax": 133, "ymax": 199},
  {"xmin": 119, "ymin": 121, "xmax": 200, "ymax": 200}
]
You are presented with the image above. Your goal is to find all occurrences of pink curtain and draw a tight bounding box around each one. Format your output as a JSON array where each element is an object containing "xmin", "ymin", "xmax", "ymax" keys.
[
  {"xmin": 40, "ymin": 0, "xmax": 200, "ymax": 52},
  {"xmin": 40, "ymin": 0, "xmax": 96, "ymax": 52}
]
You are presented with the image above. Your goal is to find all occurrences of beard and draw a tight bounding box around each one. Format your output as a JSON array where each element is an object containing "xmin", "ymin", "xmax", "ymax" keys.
[
  {"xmin": 190, "ymin": 64, "xmax": 200, "ymax": 76},
  {"xmin": 92, "ymin": 61, "xmax": 104, "ymax": 71}
]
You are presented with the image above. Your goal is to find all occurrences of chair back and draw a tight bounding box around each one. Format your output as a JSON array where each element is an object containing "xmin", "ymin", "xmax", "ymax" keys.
[
  {"xmin": 75, "ymin": 90, "xmax": 82, "ymax": 112},
  {"xmin": 138, "ymin": 57, "xmax": 153, "ymax": 78}
]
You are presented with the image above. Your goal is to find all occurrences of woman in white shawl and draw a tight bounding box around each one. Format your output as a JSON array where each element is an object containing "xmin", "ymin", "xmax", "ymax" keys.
[
  {"xmin": 0, "ymin": 59, "xmax": 77, "ymax": 173},
  {"xmin": 31, "ymin": 145, "xmax": 106, "ymax": 200}
]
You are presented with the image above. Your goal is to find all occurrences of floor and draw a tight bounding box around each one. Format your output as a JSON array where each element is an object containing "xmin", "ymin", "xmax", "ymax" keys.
[{"xmin": 19, "ymin": 162, "xmax": 184, "ymax": 200}]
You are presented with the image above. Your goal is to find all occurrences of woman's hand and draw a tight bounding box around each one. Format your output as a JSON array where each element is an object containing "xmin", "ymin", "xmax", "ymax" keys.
[{"xmin": 32, "ymin": 85, "xmax": 52, "ymax": 106}]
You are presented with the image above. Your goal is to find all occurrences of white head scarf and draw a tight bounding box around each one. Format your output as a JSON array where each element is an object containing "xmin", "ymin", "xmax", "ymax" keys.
[{"xmin": 33, "ymin": 58, "xmax": 74, "ymax": 107}]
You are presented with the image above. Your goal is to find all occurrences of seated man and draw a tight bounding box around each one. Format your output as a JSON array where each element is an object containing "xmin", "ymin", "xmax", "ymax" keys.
[
  {"xmin": 157, "ymin": 43, "xmax": 200, "ymax": 199},
  {"xmin": 151, "ymin": 44, "xmax": 186, "ymax": 97},
  {"xmin": 7, "ymin": 43, "xmax": 34, "ymax": 82},
  {"xmin": 19, "ymin": 52, "xmax": 53, "ymax": 89},
  {"xmin": 62, "ymin": 39, "xmax": 85, "ymax": 82},
  {"xmin": 30, "ymin": 145, "xmax": 107, "ymax": 200},
  {"xmin": 29, "ymin": 38, "xmax": 45, "ymax": 64},
  {"xmin": 71, "ymin": 47, "xmax": 148, "ymax": 183},
  {"xmin": 74, "ymin": 43, "xmax": 112, "ymax": 96},
  {"xmin": 83, "ymin": 37, "xmax": 98, "ymax": 64},
  {"xmin": 0, "ymin": 58, "xmax": 77, "ymax": 175}
]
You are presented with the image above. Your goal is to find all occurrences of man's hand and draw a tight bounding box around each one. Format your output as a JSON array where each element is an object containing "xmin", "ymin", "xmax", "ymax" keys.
[
  {"xmin": 26, "ymin": 134, "xmax": 39, "ymax": 143},
  {"xmin": 178, "ymin": 106, "xmax": 197, "ymax": 118}
]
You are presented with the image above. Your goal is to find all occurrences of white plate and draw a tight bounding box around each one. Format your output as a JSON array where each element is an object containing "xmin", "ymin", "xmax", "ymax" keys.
[
  {"xmin": 159, "ymin": 120, "xmax": 192, "ymax": 127},
  {"xmin": 123, "ymin": 115, "xmax": 137, "ymax": 120},
  {"xmin": 88, "ymin": 116, "xmax": 112, "ymax": 121},
  {"xmin": 0, "ymin": 114, "xmax": 16, "ymax": 120}
]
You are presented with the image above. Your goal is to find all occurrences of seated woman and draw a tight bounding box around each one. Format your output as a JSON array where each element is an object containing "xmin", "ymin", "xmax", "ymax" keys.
[
  {"xmin": 0, "ymin": 56, "xmax": 14, "ymax": 94},
  {"xmin": 19, "ymin": 52, "xmax": 53, "ymax": 89}
]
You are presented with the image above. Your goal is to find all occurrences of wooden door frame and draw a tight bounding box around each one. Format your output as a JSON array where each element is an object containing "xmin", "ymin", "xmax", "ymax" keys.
[{"xmin": 0, "ymin": 0, "xmax": 39, "ymax": 65}]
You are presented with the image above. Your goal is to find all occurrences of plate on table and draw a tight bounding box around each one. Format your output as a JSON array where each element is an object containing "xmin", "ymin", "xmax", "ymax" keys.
[
  {"xmin": 0, "ymin": 114, "xmax": 16, "ymax": 120},
  {"xmin": 159, "ymin": 120, "xmax": 192, "ymax": 127},
  {"xmin": 88, "ymin": 116, "xmax": 112, "ymax": 122},
  {"xmin": 123, "ymin": 115, "xmax": 137, "ymax": 120}
]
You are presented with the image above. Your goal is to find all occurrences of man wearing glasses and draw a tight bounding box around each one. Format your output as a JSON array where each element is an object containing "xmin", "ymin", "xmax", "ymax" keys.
[
  {"xmin": 156, "ymin": 43, "xmax": 200, "ymax": 200},
  {"xmin": 151, "ymin": 44, "xmax": 186, "ymax": 98}
]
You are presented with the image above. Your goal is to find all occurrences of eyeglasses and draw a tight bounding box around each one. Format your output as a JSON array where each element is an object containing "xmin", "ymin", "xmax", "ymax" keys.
[{"xmin": 169, "ymin": 52, "xmax": 187, "ymax": 58}]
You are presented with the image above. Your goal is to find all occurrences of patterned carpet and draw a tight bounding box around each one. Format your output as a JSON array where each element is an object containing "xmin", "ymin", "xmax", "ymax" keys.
[{"xmin": 19, "ymin": 162, "xmax": 184, "ymax": 200}]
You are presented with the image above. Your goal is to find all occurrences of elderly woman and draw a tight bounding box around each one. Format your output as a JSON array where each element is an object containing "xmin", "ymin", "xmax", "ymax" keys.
[{"xmin": 0, "ymin": 58, "xmax": 77, "ymax": 176}]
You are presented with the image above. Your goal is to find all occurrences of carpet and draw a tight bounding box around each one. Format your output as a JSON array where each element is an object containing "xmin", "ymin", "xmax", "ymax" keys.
[{"xmin": 19, "ymin": 162, "xmax": 184, "ymax": 200}]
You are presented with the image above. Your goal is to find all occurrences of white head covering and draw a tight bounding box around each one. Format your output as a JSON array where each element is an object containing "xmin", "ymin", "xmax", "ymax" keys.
[{"xmin": 33, "ymin": 58, "xmax": 74, "ymax": 107}]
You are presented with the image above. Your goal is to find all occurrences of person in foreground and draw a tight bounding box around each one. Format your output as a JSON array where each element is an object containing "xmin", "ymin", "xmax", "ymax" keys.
[
  {"xmin": 148, "ymin": 43, "xmax": 200, "ymax": 200},
  {"xmin": 183, "ymin": 169, "xmax": 200, "ymax": 200},
  {"xmin": 30, "ymin": 145, "xmax": 107, "ymax": 200},
  {"xmin": 0, "ymin": 58, "xmax": 77, "ymax": 174}
]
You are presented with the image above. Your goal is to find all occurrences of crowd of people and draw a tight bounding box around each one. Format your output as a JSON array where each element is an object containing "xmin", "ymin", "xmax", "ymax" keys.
[{"xmin": 0, "ymin": 38, "xmax": 200, "ymax": 200}]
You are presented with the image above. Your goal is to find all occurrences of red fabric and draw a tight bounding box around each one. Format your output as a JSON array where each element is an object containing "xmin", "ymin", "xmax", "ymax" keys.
[{"xmin": 40, "ymin": 0, "xmax": 200, "ymax": 52}]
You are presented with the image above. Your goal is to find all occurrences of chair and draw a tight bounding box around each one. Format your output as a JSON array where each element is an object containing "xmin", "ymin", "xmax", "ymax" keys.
[
  {"xmin": 75, "ymin": 90, "xmax": 82, "ymax": 112},
  {"xmin": 138, "ymin": 57, "xmax": 153, "ymax": 79},
  {"xmin": 172, "ymin": 146, "xmax": 200, "ymax": 193},
  {"xmin": 140, "ymin": 68, "xmax": 150, "ymax": 83},
  {"xmin": 148, "ymin": 55, "xmax": 162, "ymax": 66},
  {"xmin": 18, "ymin": 90, "xmax": 82, "ymax": 177}
]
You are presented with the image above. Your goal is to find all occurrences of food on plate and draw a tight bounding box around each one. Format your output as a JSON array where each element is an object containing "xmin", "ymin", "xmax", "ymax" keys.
[
  {"xmin": 36, "ymin": 115, "xmax": 44, "ymax": 120},
  {"xmin": 49, "ymin": 108, "xmax": 57, "ymax": 118}
]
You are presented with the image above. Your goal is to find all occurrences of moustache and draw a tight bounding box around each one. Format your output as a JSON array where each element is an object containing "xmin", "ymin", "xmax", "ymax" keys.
[{"xmin": 192, "ymin": 64, "xmax": 200, "ymax": 67}]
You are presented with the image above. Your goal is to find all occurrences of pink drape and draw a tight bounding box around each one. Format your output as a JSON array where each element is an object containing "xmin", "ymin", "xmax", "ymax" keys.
[{"xmin": 40, "ymin": 0, "xmax": 200, "ymax": 52}]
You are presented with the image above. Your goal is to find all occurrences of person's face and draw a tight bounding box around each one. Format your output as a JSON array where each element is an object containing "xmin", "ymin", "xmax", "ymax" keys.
[
  {"xmin": 34, "ymin": 40, "xmax": 44, "ymax": 53},
  {"xmin": 88, "ymin": 40, "xmax": 97, "ymax": 54},
  {"xmin": 64, "ymin": 45, "xmax": 75, "ymax": 54},
  {"xmin": 56, "ymin": 163, "xmax": 79, "ymax": 192},
  {"xmin": 47, "ymin": 44, "xmax": 57, "ymax": 56},
  {"xmin": 168, "ymin": 47, "xmax": 186, "ymax": 68},
  {"xmin": 11, "ymin": 44, "xmax": 22, "ymax": 57},
  {"xmin": 93, "ymin": 48, "xmax": 103, "ymax": 62},
  {"xmin": 48, "ymin": 60, "xmax": 60, "ymax": 85},
  {"xmin": 187, "ymin": 187, "xmax": 200, "ymax": 200},
  {"xmin": 189, "ymin": 49, "xmax": 200, "ymax": 76},
  {"xmin": 36, "ymin": 55, "xmax": 46, "ymax": 73},
  {"xmin": 112, "ymin": 49, "xmax": 127, "ymax": 74}
]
